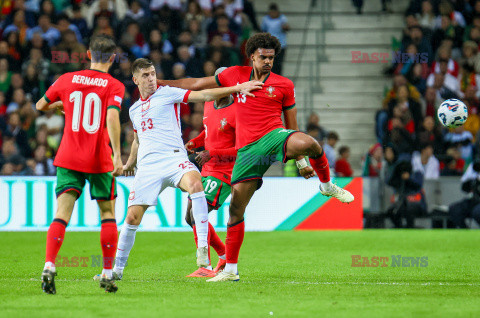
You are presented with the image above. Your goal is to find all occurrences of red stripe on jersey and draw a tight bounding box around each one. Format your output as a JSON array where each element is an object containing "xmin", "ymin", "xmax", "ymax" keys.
[
  {"xmin": 183, "ymin": 90, "xmax": 192, "ymax": 103},
  {"xmin": 110, "ymin": 177, "xmax": 115, "ymax": 200},
  {"xmin": 174, "ymin": 103, "xmax": 180, "ymax": 128},
  {"xmin": 212, "ymin": 182, "xmax": 223, "ymax": 207}
]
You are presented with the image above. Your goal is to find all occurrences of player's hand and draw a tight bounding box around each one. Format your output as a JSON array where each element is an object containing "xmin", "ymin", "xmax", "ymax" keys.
[
  {"xmin": 299, "ymin": 166, "xmax": 316, "ymax": 179},
  {"xmin": 49, "ymin": 101, "xmax": 64, "ymax": 114},
  {"xmin": 123, "ymin": 163, "xmax": 135, "ymax": 176},
  {"xmin": 195, "ymin": 150, "xmax": 211, "ymax": 166},
  {"xmin": 237, "ymin": 81, "xmax": 263, "ymax": 97},
  {"xmin": 185, "ymin": 141, "xmax": 195, "ymax": 153},
  {"xmin": 112, "ymin": 155, "xmax": 124, "ymax": 177}
]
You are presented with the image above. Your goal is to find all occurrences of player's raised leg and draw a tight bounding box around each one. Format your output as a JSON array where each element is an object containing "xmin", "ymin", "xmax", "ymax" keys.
[
  {"xmin": 112, "ymin": 205, "xmax": 148, "ymax": 280},
  {"xmin": 97, "ymin": 199, "xmax": 119, "ymax": 293},
  {"xmin": 42, "ymin": 191, "xmax": 77, "ymax": 294},
  {"xmin": 207, "ymin": 180, "xmax": 257, "ymax": 282},
  {"xmin": 178, "ymin": 170, "xmax": 210, "ymax": 268},
  {"xmin": 285, "ymin": 133, "xmax": 354, "ymax": 203}
]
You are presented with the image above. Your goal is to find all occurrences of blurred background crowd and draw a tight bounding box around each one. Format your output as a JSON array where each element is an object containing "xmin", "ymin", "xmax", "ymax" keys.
[{"xmin": 0, "ymin": 0, "xmax": 297, "ymax": 176}]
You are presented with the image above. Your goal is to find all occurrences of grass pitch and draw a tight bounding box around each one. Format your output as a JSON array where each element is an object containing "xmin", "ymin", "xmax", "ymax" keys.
[{"xmin": 1, "ymin": 230, "xmax": 479, "ymax": 317}]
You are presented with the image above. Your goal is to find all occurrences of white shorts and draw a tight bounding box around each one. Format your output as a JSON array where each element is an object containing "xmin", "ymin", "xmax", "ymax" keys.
[{"xmin": 128, "ymin": 155, "xmax": 199, "ymax": 207}]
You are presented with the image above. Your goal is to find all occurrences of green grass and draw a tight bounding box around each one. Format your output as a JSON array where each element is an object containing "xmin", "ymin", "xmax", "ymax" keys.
[{"xmin": 1, "ymin": 230, "xmax": 480, "ymax": 317}]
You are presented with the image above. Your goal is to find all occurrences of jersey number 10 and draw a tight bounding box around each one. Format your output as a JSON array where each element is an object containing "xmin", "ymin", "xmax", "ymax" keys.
[{"xmin": 70, "ymin": 91, "xmax": 102, "ymax": 134}]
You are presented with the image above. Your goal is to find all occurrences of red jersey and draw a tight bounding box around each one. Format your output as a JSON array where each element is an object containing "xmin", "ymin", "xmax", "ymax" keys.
[
  {"xmin": 44, "ymin": 69, "xmax": 125, "ymax": 173},
  {"xmin": 189, "ymin": 100, "xmax": 236, "ymax": 184},
  {"xmin": 215, "ymin": 66, "xmax": 296, "ymax": 149}
]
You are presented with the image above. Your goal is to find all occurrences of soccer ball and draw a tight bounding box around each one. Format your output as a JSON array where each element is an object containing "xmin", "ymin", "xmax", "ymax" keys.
[{"xmin": 437, "ymin": 99, "xmax": 468, "ymax": 128}]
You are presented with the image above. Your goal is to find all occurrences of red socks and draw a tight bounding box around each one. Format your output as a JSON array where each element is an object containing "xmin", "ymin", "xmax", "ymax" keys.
[
  {"xmin": 226, "ymin": 220, "xmax": 245, "ymax": 264},
  {"xmin": 309, "ymin": 151, "xmax": 330, "ymax": 182},
  {"xmin": 45, "ymin": 218, "xmax": 67, "ymax": 264},
  {"xmin": 100, "ymin": 219, "xmax": 118, "ymax": 270},
  {"xmin": 209, "ymin": 223, "xmax": 225, "ymax": 256}
]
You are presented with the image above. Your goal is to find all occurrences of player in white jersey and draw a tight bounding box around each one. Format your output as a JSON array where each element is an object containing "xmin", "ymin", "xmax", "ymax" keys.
[{"xmin": 109, "ymin": 58, "xmax": 262, "ymax": 280}]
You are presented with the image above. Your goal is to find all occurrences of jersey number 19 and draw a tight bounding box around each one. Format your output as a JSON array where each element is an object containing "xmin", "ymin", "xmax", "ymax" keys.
[{"xmin": 70, "ymin": 91, "xmax": 102, "ymax": 134}]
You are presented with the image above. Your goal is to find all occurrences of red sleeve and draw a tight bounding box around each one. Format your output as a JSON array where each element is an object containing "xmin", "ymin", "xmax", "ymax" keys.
[
  {"xmin": 107, "ymin": 81, "xmax": 125, "ymax": 111},
  {"xmin": 44, "ymin": 75, "xmax": 64, "ymax": 103},
  {"xmin": 282, "ymin": 80, "xmax": 296, "ymax": 110},
  {"xmin": 189, "ymin": 129, "xmax": 205, "ymax": 148},
  {"xmin": 210, "ymin": 147, "xmax": 237, "ymax": 158},
  {"xmin": 215, "ymin": 66, "xmax": 240, "ymax": 87}
]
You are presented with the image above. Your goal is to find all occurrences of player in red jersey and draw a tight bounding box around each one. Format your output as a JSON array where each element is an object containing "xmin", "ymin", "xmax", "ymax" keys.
[
  {"xmin": 184, "ymin": 67, "xmax": 236, "ymax": 277},
  {"xmin": 159, "ymin": 33, "xmax": 354, "ymax": 282},
  {"xmin": 36, "ymin": 35, "xmax": 125, "ymax": 293}
]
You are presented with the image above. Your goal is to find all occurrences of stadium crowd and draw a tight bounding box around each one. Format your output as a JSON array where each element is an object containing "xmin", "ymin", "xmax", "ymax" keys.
[
  {"xmin": 367, "ymin": 0, "xmax": 480, "ymax": 181},
  {"xmin": 0, "ymin": 0, "xmax": 300, "ymax": 176}
]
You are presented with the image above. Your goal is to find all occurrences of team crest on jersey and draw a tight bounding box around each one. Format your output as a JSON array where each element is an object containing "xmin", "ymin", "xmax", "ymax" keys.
[
  {"xmin": 129, "ymin": 191, "xmax": 135, "ymax": 201},
  {"xmin": 219, "ymin": 118, "xmax": 228, "ymax": 131},
  {"xmin": 141, "ymin": 101, "xmax": 151, "ymax": 117},
  {"xmin": 266, "ymin": 86, "xmax": 276, "ymax": 97}
]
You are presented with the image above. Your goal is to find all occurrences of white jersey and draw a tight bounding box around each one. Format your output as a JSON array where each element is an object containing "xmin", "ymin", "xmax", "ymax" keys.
[{"xmin": 129, "ymin": 85, "xmax": 192, "ymax": 165}]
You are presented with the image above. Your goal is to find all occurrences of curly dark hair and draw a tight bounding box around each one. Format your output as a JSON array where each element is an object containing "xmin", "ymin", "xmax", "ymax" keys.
[{"xmin": 245, "ymin": 33, "xmax": 282, "ymax": 57}]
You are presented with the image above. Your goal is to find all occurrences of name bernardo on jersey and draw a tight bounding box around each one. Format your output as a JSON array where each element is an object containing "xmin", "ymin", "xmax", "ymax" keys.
[{"xmin": 71, "ymin": 75, "xmax": 108, "ymax": 87}]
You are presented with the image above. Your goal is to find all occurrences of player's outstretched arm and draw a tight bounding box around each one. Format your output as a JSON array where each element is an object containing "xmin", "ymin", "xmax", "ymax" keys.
[
  {"xmin": 157, "ymin": 77, "xmax": 218, "ymax": 90},
  {"xmin": 188, "ymin": 81, "xmax": 263, "ymax": 103},
  {"xmin": 123, "ymin": 132, "xmax": 139, "ymax": 176},
  {"xmin": 106, "ymin": 108, "xmax": 124, "ymax": 177}
]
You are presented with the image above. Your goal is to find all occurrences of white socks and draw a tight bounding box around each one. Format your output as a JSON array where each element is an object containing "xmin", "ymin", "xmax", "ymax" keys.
[
  {"xmin": 102, "ymin": 269, "xmax": 112, "ymax": 279},
  {"xmin": 44, "ymin": 261, "xmax": 55, "ymax": 271},
  {"xmin": 113, "ymin": 222, "xmax": 139, "ymax": 272},
  {"xmin": 224, "ymin": 263, "xmax": 237, "ymax": 274},
  {"xmin": 320, "ymin": 181, "xmax": 333, "ymax": 192},
  {"xmin": 191, "ymin": 191, "xmax": 209, "ymax": 248}
]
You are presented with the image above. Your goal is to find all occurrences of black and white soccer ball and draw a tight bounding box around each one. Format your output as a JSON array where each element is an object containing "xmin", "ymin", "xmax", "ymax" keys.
[{"xmin": 437, "ymin": 99, "xmax": 468, "ymax": 128}]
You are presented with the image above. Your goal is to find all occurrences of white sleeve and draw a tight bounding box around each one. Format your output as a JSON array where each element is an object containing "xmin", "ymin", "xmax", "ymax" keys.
[{"xmin": 162, "ymin": 86, "xmax": 191, "ymax": 104}]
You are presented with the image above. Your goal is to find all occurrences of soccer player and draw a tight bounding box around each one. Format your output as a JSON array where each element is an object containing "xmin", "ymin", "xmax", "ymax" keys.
[
  {"xmin": 108, "ymin": 59, "xmax": 262, "ymax": 280},
  {"xmin": 158, "ymin": 33, "xmax": 354, "ymax": 282},
  {"xmin": 36, "ymin": 35, "xmax": 125, "ymax": 293},
  {"xmin": 184, "ymin": 67, "xmax": 236, "ymax": 277}
]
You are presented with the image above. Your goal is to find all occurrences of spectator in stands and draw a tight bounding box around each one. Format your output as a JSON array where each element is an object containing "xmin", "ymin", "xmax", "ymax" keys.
[
  {"xmin": 3, "ymin": 10, "xmax": 30, "ymax": 46},
  {"xmin": 35, "ymin": 109, "xmax": 63, "ymax": 149},
  {"xmin": 406, "ymin": 61, "xmax": 428, "ymax": 96},
  {"xmin": 383, "ymin": 74, "xmax": 421, "ymax": 108},
  {"xmin": 5, "ymin": 31, "xmax": 23, "ymax": 71},
  {"xmin": 402, "ymin": 26, "xmax": 433, "ymax": 65},
  {"xmin": 188, "ymin": 20, "xmax": 208, "ymax": 50},
  {"xmin": 184, "ymin": 0, "xmax": 205, "ymax": 28},
  {"xmin": 91, "ymin": 14, "xmax": 115, "ymax": 38},
  {"xmin": 422, "ymin": 87, "xmax": 442, "ymax": 117},
  {"xmin": 416, "ymin": 116, "xmax": 444, "ymax": 154},
  {"xmin": 0, "ymin": 58, "xmax": 12, "ymax": 94},
  {"xmin": 323, "ymin": 131, "xmax": 339, "ymax": 167},
  {"xmin": 208, "ymin": 14, "xmax": 238, "ymax": 48},
  {"xmin": 432, "ymin": 15, "xmax": 464, "ymax": 54},
  {"xmin": 2, "ymin": 112, "xmax": 31, "ymax": 157},
  {"xmin": 335, "ymin": 146, "xmax": 353, "ymax": 177},
  {"xmin": 444, "ymin": 126, "xmax": 474, "ymax": 161},
  {"xmin": 6, "ymin": 88, "xmax": 26, "ymax": 114},
  {"xmin": 172, "ymin": 62, "xmax": 186, "ymax": 80},
  {"xmin": 387, "ymin": 116, "xmax": 416, "ymax": 155},
  {"xmin": 71, "ymin": 5, "xmax": 89, "ymax": 43},
  {"xmin": 0, "ymin": 137, "xmax": 19, "ymax": 169},
  {"xmin": 411, "ymin": 143, "xmax": 440, "ymax": 179},
  {"xmin": 26, "ymin": 14, "xmax": 60, "ymax": 47},
  {"xmin": 33, "ymin": 144, "xmax": 55, "ymax": 176},
  {"xmin": 417, "ymin": 0, "xmax": 436, "ymax": 31},
  {"xmin": 0, "ymin": 92, "xmax": 6, "ymax": 116},
  {"xmin": 176, "ymin": 45, "xmax": 203, "ymax": 77},
  {"xmin": 388, "ymin": 84, "xmax": 423, "ymax": 131},
  {"xmin": 435, "ymin": 0, "xmax": 466, "ymax": 29},
  {"xmin": 125, "ymin": 0, "xmax": 146, "ymax": 21},
  {"xmin": 428, "ymin": 68, "xmax": 462, "ymax": 100},
  {"xmin": 427, "ymin": 58, "xmax": 462, "ymax": 95},
  {"xmin": 261, "ymin": 3, "xmax": 289, "ymax": 75},
  {"xmin": 362, "ymin": 143, "xmax": 384, "ymax": 177},
  {"xmin": 459, "ymin": 41, "xmax": 480, "ymax": 74},
  {"xmin": 51, "ymin": 29, "xmax": 86, "ymax": 73},
  {"xmin": 448, "ymin": 161, "xmax": 480, "ymax": 228},
  {"xmin": 143, "ymin": 29, "xmax": 174, "ymax": 60}
]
